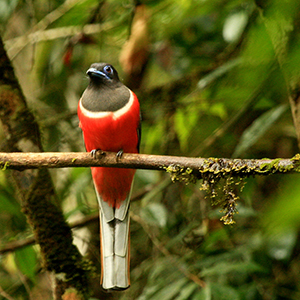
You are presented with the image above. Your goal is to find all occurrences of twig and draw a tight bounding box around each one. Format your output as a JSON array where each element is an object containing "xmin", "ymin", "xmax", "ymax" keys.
[
  {"xmin": 0, "ymin": 212, "xmax": 99, "ymax": 255},
  {"xmin": 5, "ymin": 23, "xmax": 113, "ymax": 59},
  {"xmin": 0, "ymin": 236, "xmax": 36, "ymax": 255},
  {"xmin": 0, "ymin": 183, "xmax": 152, "ymax": 255},
  {"xmin": 0, "ymin": 284, "xmax": 14, "ymax": 300},
  {"xmin": 32, "ymin": 0, "xmax": 88, "ymax": 32},
  {"xmin": 0, "ymin": 152, "xmax": 299, "ymax": 177}
]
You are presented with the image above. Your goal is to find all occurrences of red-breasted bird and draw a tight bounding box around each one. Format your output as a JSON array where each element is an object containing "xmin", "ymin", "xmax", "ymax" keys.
[{"xmin": 78, "ymin": 62, "xmax": 141, "ymax": 290}]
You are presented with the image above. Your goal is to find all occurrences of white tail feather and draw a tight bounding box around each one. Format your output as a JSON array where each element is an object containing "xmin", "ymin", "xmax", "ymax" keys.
[{"xmin": 97, "ymin": 190, "xmax": 131, "ymax": 290}]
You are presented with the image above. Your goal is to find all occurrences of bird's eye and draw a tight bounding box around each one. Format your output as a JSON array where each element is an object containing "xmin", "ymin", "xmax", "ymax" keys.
[{"xmin": 104, "ymin": 65, "xmax": 113, "ymax": 75}]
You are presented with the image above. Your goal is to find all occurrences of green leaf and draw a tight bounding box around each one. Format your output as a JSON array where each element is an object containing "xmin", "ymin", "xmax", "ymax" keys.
[
  {"xmin": 0, "ymin": 192, "xmax": 20, "ymax": 215},
  {"xmin": 149, "ymin": 277, "xmax": 189, "ymax": 300},
  {"xmin": 210, "ymin": 283, "xmax": 240, "ymax": 300},
  {"xmin": 223, "ymin": 11, "xmax": 249, "ymax": 43},
  {"xmin": 267, "ymin": 230, "xmax": 297, "ymax": 261},
  {"xmin": 143, "ymin": 121, "xmax": 166, "ymax": 154},
  {"xmin": 263, "ymin": 176, "xmax": 300, "ymax": 235},
  {"xmin": 141, "ymin": 202, "xmax": 168, "ymax": 228},
  {"xmin": 192, "ymin": 284, "xmax": 212, "ymax": 300},
  {"xmin": 232, "ymin": 104, "xmax": 288, "ymax": 157},
  {"xmin": 0, "ymin": 0, "xmax": 19, "ymax": 23},
  {"xmin": 138, "ymin": 257, "xmax": 185, "ymax": 300},
  {"xmin": 52, "ymin": 0, "xmax": 101, "ymax": 27},
  {"xmin": 14, "ymin": 246, "xmax": 37, "ymax": 282},
  {"xmin": 200, "ymin": 261, "xmax": 263, "ymax": 277},
  {"xmin": 174, "ymin": 282, "xmax": 198, "ymax": 300},
  {"xmin": 174, "ymin": 107, "xmax": 198, "ymax": 151},
  {"xmin": 197, "ymin": 59, "xmax": 241, "ymax": 89}
]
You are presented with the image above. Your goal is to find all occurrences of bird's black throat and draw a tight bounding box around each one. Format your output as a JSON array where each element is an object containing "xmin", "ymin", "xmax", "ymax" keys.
[{"xmin": 81, "ymin": 82, "xmax": 130, "ymax": 112}]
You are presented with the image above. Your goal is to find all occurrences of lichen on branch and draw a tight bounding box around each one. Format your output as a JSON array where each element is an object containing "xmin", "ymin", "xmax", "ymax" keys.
[
  {"xmin": 164, "ymin": 155, "xmax": 300, "ymax": 224},
  {"xmin": 0, "ymin": 151, "xmax": 300, "ymax": 225}
]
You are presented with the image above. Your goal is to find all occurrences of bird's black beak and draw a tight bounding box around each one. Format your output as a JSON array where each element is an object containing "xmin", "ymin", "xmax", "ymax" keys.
[
  {"xmin": 86, "ymin": 67, "xmax": 112, "ymax": 80},
  {"xmin": 86, "ymin": 67, "xmax": 106, "ymax": 78}
]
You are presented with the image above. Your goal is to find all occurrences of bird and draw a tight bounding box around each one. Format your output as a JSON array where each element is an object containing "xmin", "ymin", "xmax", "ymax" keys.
[{"xmin": 77, "ymin": 62, "xmax": 141, "ymax": 291}]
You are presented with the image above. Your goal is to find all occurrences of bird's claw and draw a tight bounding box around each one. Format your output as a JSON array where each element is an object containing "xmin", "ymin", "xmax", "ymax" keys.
[
  {"xmin": 90, "ymin": 149, "xmax": 105, "ymax": 159},
  {"xmin": 116, "ymin": 149, "xmax": 124, "ymax": 161}
]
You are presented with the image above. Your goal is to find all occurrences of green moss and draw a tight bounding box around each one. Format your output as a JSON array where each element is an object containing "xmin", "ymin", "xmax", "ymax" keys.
[
  {"xmin": 0, "ymin": 161, "xmax": 9, "ymax": 170},
  {"xmin": 291, "ymin": 153, "xmax": 300, "ymax": 161},
  {"xmin": 201, "ymin": 172, "xmax": 243, "ymax": 225},
  {"xmin": 13, "ymin": 106, "xmax": 42, "ymax": 146},
  {"xmin": 22, "ymin": 169, "xmax": 90, "ymax": 299},
  {"xmin": 291, "ymin": 154, "xmax": 300, "ymax": 172},
  {"xmin": 198, "ymin": 156, "xmax": 300, "ymax": 223},
  {"xmin": 165, "ymin": 165, "xmax": 197, "ymax": 184},
  {"xmin": 259, "ymin": 158, "xmax": 281, "ymax": 173}
]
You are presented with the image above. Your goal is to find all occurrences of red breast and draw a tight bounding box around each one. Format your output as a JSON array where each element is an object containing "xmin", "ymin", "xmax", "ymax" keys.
[{"xmin": 77, "ymin": 63, "xmax": 141, "ymax": 207}]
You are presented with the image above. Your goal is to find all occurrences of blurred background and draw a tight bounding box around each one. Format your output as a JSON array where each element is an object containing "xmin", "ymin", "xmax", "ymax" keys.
[{"xmin": 1, "ymin": 0, "xmax": 300, "ymax": 299}]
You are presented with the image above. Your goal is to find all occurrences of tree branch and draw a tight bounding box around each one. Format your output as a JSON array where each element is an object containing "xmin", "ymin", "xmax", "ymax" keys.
[
  {"xmin": 5, "ymin": 23, "xmax": 113, "ymax": 59},
  {"xmin": 1, "ymin": 151, "xmax": 300, "ymax": 177},
  {"xmin": 0, "ymin": 212, "xmax": 99, "ymax": 255}
]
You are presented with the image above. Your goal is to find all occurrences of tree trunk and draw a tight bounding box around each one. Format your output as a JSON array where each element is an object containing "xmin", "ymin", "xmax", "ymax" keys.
[{"xmin": 0, "ymin": 35, "xmax": 89, "ymax": 300}]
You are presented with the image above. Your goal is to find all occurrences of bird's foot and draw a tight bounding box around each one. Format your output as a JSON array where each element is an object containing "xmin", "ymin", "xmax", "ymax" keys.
[
  {"xmin": 90, "ymin": 149, "xmax": 105, "ymax": 159},
  {"xmin": 116, "ymin": 149, "xmax": 124, "ymax": 161}
]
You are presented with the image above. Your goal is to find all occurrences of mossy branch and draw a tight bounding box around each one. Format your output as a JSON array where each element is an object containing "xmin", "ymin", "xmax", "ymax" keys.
[
  {"xmin": 3, "ymin": 151, "xmax": 299, "ymax": 226},
  {"xmin": 0, "ymin": 151, "xmax": 300, "ymax": 176}
]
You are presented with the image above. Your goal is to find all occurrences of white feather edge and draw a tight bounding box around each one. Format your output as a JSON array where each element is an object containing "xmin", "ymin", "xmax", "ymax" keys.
[{"xmin": 79, "ymin": 88, "xmax": 134, "ymax": 119}]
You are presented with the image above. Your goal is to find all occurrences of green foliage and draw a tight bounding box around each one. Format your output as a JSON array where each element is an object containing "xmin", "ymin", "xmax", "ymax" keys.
[
  {"xmin": 263, "ymin": 175, "xmax": 300, "ymax": 235},
  {"xmin": 233, "ymin": 104, "xmax": 288, "ymax": 157},
  {"xmin": 0, "ymin": 0, "xmax": 19, "ymax": 24},
  {"xmin": 1, "ymin": 0, "xmax": 300, "ymax": 299},
  {"xmin": 141, "ymin": 202, "xmax": 168, "ymax": 228},
  {"xmin": 14, "ymin": 246, "xmax": 37, "ymax": 282}
]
